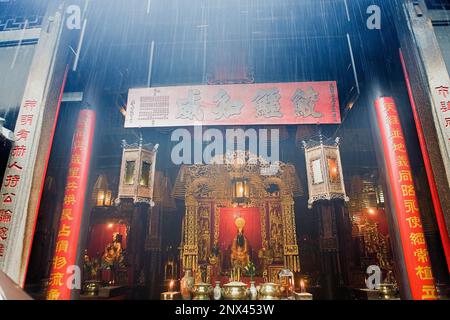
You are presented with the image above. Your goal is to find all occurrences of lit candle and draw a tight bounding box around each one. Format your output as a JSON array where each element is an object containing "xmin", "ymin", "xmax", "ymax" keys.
[
  {"xmin": 300, "ymin": 279, "xmax": 306, "ymax": 293},
  {"xmin": 161, "ymin": 279, "xmax": 180, "ymax": 300},
  {"xmin": 295, "ymin": 279, "xmax": 313, "ymax": 300}
]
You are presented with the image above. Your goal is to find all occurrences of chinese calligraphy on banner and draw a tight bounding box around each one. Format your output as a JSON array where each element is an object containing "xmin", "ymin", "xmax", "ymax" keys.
[
  {"xmin": 433, "ymin": 84, "xmax": 450, "ymax": 165},
  {"xmin": 125, "ymin": 82, "xmax": 340, "ymax": 128},
  {"xmin": 374, "ymin": 97, "xmax": 437, "ymax": 300},
  {"xmin": 0, "ymin": 97, "xmax": 39, "ymax": 265},
  {"xmin": 46, "ymin": 110, "xmax": 95, "ymax": 300}
]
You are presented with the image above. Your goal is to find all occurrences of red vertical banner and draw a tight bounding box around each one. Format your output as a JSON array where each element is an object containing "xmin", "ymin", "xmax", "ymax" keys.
[
  {"xmin": 375, "ymin": 97, "xmax": 437, "ymax": 300},
  {"xmin": 46, "ymin": 110, "xmax": 96, "ymax": 300}
]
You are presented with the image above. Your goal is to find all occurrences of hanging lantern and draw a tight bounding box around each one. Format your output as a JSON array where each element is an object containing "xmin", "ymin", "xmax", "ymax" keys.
[
  {"xmin": 97, "ymin": 189, "xmax": 112, "ymax": 207},
  {"xmin": 232, "ymin": 177, "xmax": 250, "ymax": 205},
  {"xmin": 92, "ymin": 174, "xmax": 113, "ymax": 207},
  {"xmin": 302, "ymin": 134, "xmax": 349, "ymax": 209},
  {"xmin": 117, "ymin": 138, "xmax": 159, "ymax": 206}
]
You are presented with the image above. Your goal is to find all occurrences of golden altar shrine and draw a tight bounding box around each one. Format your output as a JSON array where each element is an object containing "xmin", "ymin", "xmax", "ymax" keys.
[{"xmin": 173, "ymin": 152, "xmax": 303, "ymax": 282}]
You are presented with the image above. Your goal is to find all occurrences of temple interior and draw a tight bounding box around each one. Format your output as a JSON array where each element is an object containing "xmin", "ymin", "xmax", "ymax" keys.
[{"xmin": 1, "ymin": 0, "xmax": 446, "ymax": 300}]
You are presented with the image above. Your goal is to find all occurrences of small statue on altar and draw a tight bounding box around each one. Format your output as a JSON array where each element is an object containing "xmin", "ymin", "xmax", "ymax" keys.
[
  {"xmin": 384, "ymin": 270, "xmax": 397, "ymax": 287},
  {"xmin": 83, "ymin": 250, "xmax": 101, "ymax": 281},
  {"xmin": 209, "ymin": 242, "xmax": 221, "ymax": 265},
  {"xmin": 83, "ymin": 250, "xmax": 91, "ymax": 282},
  {"xmin": 230, "ymin": 217, "xmax": 251, "ymax": 271},
  {"xmin": 164, "ymin": 245, "xmax": 178, "ymax": 280},
  {"xmin": 258, "ymin": 244, "xmax": 274, "ymax": 274},
  {"xmin": 208, "ymin": 242, "xmax": 222, "ymax": 278},
  {"xmin": 195, "ymin": 263, "xmax": 209, "ymax": 283},
  {"xmin": 102, "ymin": 232, "xmax": 125, "ymax": 285}
]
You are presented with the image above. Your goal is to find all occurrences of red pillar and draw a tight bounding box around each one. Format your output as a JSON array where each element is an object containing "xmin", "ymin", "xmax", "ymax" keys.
[
  {"xmin": 46, "ymin": 110, "xmax": 96, "ymax": 300},
  {"xmin": 374, "ymin": 97, "xmax": 437, "ymax": 300}
]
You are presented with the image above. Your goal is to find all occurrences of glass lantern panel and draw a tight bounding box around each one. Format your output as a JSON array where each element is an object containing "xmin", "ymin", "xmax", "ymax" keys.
[
  {"xmin": 243, "ymin": 180, "xmax": 250, "ymax": 198},
  {"xmin": 312, "ymin": 159, "xmax": 324, "ymax": 184},
  {"xmin": 327, "ymin": 158, "xmax": 340, "ymax": 183},
  {"xmin": 140, "ymin": 161, "xmax": 151, "ymax": 186},
  {"xmin": 125, "ymin": 161, "xmax": 136, "ymax": 184},
  {"xmin": 96, "ymin": 190, "xmax": 105, "ymax": 206},
  {"xmin": 104, "ymin": 190, "xmax": 112, "ymax": 206}
]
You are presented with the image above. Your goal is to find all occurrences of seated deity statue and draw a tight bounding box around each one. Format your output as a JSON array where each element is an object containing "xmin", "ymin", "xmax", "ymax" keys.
[{"xmin": 230, "ymin": 217, "xmax": 251, "ymax": 269}]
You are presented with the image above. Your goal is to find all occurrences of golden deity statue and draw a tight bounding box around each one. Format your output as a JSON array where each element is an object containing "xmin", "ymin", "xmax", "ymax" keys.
[
  {"xmin": 230, "ymin": 217, "xmax": 251, "ymax": 270},
  {"xmin": 102, "ymin": 233, "xmax": 124, "ymax": 265},
  {"xmin": 102, "ymin": 232, "xmax": 125, "ymax": 285}
]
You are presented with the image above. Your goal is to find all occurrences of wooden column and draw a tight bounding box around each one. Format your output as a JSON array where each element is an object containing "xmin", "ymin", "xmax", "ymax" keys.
[
  {"xmin": 315, "ymin": 202, "xmax": 344, "ymax": 300},
  {"xmin": 128, "ymin": 202, "xmax": 149, "ymax": 288}
]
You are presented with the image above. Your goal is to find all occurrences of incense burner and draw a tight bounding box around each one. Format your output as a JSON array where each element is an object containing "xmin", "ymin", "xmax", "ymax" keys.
[
  {"xmin": 222, "ymin": 282, "xmax": 248, "ymax": 300},
  {"xmin": 378, "ymin": 283, "xmax": 397, "ymax": 300},
  {"xmin": 83, "ymin": 280, "xmax": 101, "ymax": 296},
  {"xmin": 258, "ymin": 283, "xmax": 281, "ymax": 300},
  {"xmin": 192, "ymin": 283, "xmax": 212, "ymax": 300}
]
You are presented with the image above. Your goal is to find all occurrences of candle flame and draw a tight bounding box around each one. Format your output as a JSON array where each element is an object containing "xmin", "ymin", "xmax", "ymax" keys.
[{"xmin": 300, "ymin": 279, "xmax": 306, "ymax": 293}]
